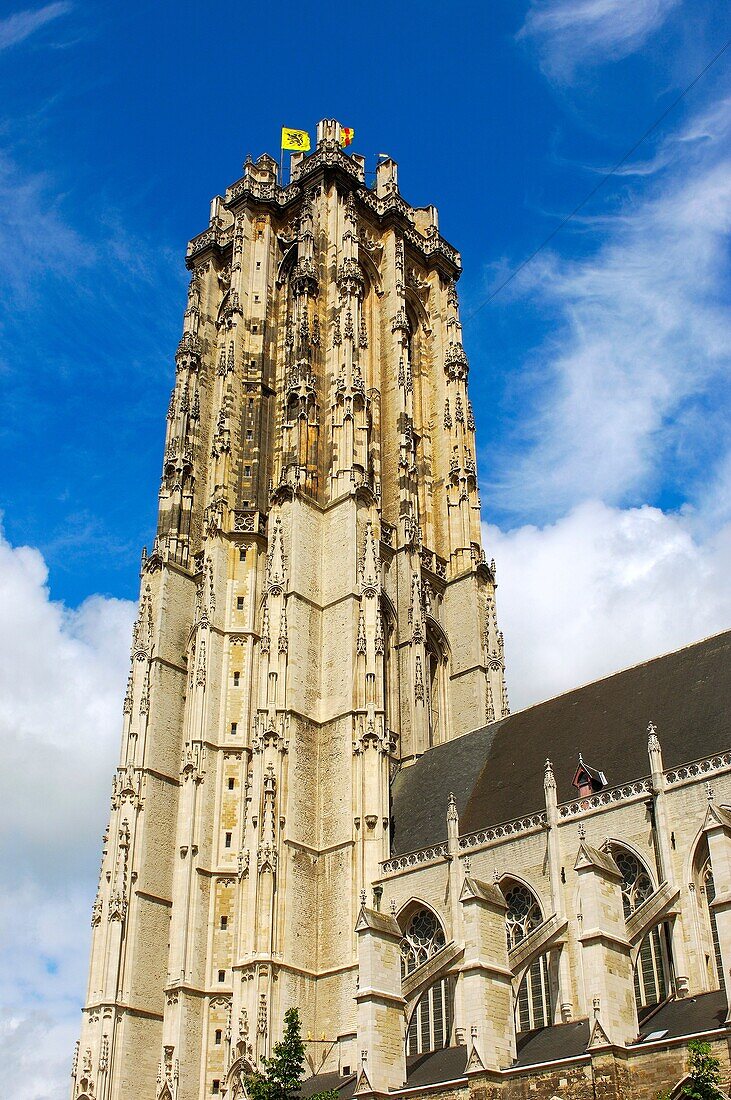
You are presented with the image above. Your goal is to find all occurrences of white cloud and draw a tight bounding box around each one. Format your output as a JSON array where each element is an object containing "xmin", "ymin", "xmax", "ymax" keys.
[
  {"xmin": 487, "ymin": 105, "xmax": 731, "ymax": 525},
  {"xmin": 519, "ymin": 0, "xmax": 680, "ymax": 79},
  {"xmin": 0, "ymin": 523, "xmax": 134, "ymax": 1100},
  {"xmin": 486, "ymin": 500, "xmax": 731, "ymax": 711},
  {"xmin": 0, "ymin": 2, "xmax": 72, "ymax": 51}
]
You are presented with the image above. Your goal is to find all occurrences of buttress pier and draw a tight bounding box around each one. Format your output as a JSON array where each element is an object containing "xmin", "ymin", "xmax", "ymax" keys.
[{"xmin": 72, "ymin": 119, "xmax": 508, "ymax": 1100}]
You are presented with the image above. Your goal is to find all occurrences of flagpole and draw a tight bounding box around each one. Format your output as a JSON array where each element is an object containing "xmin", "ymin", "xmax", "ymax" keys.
[{"xmin": 279, "ymin": 125, "xmax": 284, "ymax": 187}]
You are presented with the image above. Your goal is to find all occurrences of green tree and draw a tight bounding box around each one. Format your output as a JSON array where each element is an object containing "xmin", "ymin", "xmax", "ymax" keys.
[
  {"xmin": 245, "ymin": 1008, "xmax": 338, "ymax": 1100},
  {"xmin": 682, "ymin": 1040, "xmax": 722, "ymax": 1100}
]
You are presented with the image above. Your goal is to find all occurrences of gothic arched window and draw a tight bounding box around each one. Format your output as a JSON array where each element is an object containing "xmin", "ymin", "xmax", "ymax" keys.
[
  {"xmin": 424, "ymin": 625, "xmax": 448, "ymax": 749},
  {"xmin": 380, "ymin": 601, "xmax": 396, "ymax": 736},
  {"xmin": 615, "ymin": 848, "xmax": 654, "ymax": 918},
  {"xmin": 399, "ymin": 907, "xmax": 452, "ymax": 1056},
  {"xmin": 694, "ymin": 839, "xmax": 724, "ymax": 992},
  {"xmin": 613, "ymin": 844, "xmax": 671, "ymax": 1014},
  {"xmin": 406, "ymin": 975, "xmax": 455, "ymax": 1057},
  {"xmin": 400, "ymin": 907, "xmax": 445, "ymax": 978},
  {"xmin": 504, "ymin": 881, "xmax": 551, "ymax": 1032}
]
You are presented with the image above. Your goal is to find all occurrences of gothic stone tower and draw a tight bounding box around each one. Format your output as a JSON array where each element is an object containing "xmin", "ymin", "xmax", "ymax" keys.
[{"xmin": 72, "ymin": 119, "xmax": 508, "ymax": 1100}]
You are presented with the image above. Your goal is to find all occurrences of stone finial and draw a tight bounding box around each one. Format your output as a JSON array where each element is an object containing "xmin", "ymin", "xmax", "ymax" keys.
[
  {"xmin": 578, "ymin": 822, "xmax": 586, "ymax": 840},
  {"xmin": 647, "ymin": 720, "xmax": 661, "ymax": 752},
  {"xmin": 447, "ymin": 792, "xmax": 459, "ymax": 849},
  {"xmin": 359, "ymin": 889, "xmax": 367, "ymax": 908},
  {"xmin": 493, "ymin": 867, "xmax": 500, "ymax": 884},
  {"xmin": 707, "ymin": 781, "xmax": 715, "ymax": 803},
  {"xmin": 544, "ymin": 757, "xmax": 558, "ymax": 823}
]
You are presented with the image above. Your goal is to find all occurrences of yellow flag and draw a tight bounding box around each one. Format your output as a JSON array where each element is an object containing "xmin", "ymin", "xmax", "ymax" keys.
[{"xmin": 281, "ymin": 127, "xmax": 311, "ymax": 152}]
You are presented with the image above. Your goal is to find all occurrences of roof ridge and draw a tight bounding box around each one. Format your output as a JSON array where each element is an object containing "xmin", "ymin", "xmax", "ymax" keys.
[{"xmin": 474, "ymin": 627, "xmax": 731, "ymax": 728}]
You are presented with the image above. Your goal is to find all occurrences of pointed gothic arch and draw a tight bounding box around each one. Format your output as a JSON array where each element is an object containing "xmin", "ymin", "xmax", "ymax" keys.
[
  {"xmin": 692, "ymin": 835, "xmax": 724, "ymax": 992},
  {"xmin": 424, "ymin": 620, "xmax": 449, "ymax": 748},
  {"xmin": 358, "ymin": 248, "xmax": 383, "ymax": 300},
  {"xmin": 501, "ymin": 877, "xmax": 552, "ymax": 1033},
  {"xmin": 379, "ymin": 593, "xmax": 398, "ymax": 734},
  {"xmin": 396, "ymin": 898, "xmax": 446, "ymax": 959},
  {"xmin": 223, "ymin": 1051, "xmax": 256, "ymax": 1100},
  {"xmin": 275, "ymin": 239, "xmax": 299, "ymax": 286},
  {"xmin": 396, "ymin": 902, "xmax": 454, "ymax": 1056},
  {"xmin": 403, "ymin": 286, "xmax": 431, "ymax": 335},
  {"xmin": 609, "ymin": 842, "xmax": 672, "ymax": 1015}
]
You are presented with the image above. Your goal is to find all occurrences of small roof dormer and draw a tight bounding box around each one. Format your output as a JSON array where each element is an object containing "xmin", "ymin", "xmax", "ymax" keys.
[{"xmin": 572, "ymin": 753, "xmax": 607, "ymax": 797}]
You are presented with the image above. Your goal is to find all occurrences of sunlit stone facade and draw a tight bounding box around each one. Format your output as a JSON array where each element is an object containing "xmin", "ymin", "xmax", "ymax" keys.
[{"xmin": 72, "ymin": 119, "xmax": 509, "ymax": 1100}]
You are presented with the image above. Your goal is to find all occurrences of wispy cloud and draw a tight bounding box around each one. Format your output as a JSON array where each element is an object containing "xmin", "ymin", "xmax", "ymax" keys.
[
  {"xmin": 484, "ymin": 97, "xmax": 731, "ymax": 526},
  {"xmin": 519, "ymin": 0, "xmax": 681, "ymax": 80},
  {"xmin": 0, "ymin": 151, "xmax": 93, "ymax": 307},
  {"xmin": 0, "ymin": 2, "xmax": 72, "ymax": 51}
]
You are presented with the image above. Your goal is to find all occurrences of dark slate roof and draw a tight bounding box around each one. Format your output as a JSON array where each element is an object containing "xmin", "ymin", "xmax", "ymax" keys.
[
  {"xmin": 299, "ymin": 1071, "xmax": 356, "ymax": 1099},
  {"xmin": 299, "ymin": 994, "xmax": 729, "ymax": 1096},
  {"xmin": 406, "ymin": 1045, "xmax": 468, "ymax": 1086},
  {"xmin": 391, "ymin": 631, "xmax": 731, "ymax": 857},
  {"xmin": 634, "ymin": 990, "xmax": 728, "ymax": 1043},
  {"xmin": 513, "ymin": 1019, "xmax": 590, "ymax": 1067}
]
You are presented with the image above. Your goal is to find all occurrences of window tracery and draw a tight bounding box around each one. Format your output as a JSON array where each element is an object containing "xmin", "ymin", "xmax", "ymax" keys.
[
  {"xmin": 399, "ymin": 907, "xmax": 452, "ymax": 1057},
  {"xmin": 400, "ymin": 907, "xmax": 445, "ymax": 977},
  {"xmin": 611, "ymin": 844, "xmax": 671, "ymax": 1014},
  {"xmin": 504, "ymin": 881, "xmax": 551, "ymax": 1032},
  {"xmin": 504, "ymin": 883, "xmax": 542, "ymax": 948},
  {"xmin": 405, "ymin": 976, "xmax": 454, "ymax": 1057},
  {"xmin": 614, "ymin": 848, "xmax": 654, "ymax": 918}
]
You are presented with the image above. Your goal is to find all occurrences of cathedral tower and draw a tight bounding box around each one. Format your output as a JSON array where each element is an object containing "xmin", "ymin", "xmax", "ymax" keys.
[{"xmin": 72, "ymin": 119, "xmax": 508, "ymax": 1100}]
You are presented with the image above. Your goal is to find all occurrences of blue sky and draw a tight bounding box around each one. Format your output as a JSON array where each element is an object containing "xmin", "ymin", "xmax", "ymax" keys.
[
  {"xmin": 1, "ymin": 3, "xmax": 731, "ymax": 1097},
  {"xmin": 0, "ymin": 0, "xmax": 727, "ymax": 606}
]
